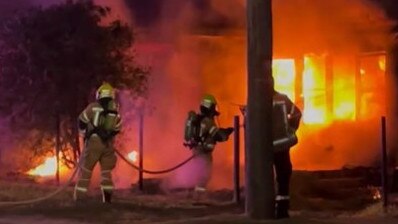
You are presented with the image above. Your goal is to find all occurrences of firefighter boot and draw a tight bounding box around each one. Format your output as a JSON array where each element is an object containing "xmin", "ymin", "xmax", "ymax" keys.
[
  {"xmin": 102, "ymin": 190, "xmax": 112, "ymax": 203},
  {"xmin": 73, "ymin": 188, "xmax": 90, "ymax": 205},
  {"xmin": 192, "ymin": 186, "xmax": 207, "ymax": 201},
  {"xmin": 275, "ymin": 199, "xmax": 290, "ymax": 219}
]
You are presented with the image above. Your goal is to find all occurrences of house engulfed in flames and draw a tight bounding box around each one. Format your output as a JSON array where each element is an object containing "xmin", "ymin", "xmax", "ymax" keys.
[
  {"xmin": 203, "ymin": 1, "xmax": 395, "ymax": 171},
  {"xmin": 130, "ymin": 0, "xmax": 397, "ymax": 176}
]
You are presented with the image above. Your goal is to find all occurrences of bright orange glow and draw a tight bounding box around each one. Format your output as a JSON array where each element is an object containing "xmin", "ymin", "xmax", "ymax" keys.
[
  {"xmin": 272, "ymin": 56, "xmax": 358, "ymax": 123},
  {"xmin": 128, "ymin": 151, "xmax": 138, "ymax": 162},
  {"xmin": 302, "ymin": 56, "xmax": 327, "ymax": 124},
  {"xmin": 378, "ymin": 56, "xmax": 386, "ymax": 72},
  {"xmin": 273, "ymin": 59, "xmax": 295, "ymax": 101},
  {"xmin": 359, "ymin": 56, "xmax": 387, "ymax": 119},
  {"xmin": 27, "ymin": 156, "xmax": 67, "ymax": 177},
  {"xmin": 333, "ymin": 57, "xmax": 356, "ymax": 120}
]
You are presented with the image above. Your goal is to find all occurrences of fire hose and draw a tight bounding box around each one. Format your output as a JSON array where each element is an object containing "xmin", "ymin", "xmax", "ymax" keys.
[
  {"xmin": 0, "ymin": 150, "xmax": 195, "ymax": 206},
  {"xmin": 0, "ymin": 165, "xmax": 80, "ymax": 207},
  {"xmin": 115, "ymin": 149, "xmax": 195, "ymax": 174}
]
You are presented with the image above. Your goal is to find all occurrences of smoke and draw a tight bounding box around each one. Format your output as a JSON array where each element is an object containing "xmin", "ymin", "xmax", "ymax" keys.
[
  {"xmin": 204, "ymin": 0, "xmax": 394, "ymax": 54},
  {"xmin": 99, "ymin": 0, "xmax": 396, "ymax": 189},
  {"xmin": 135, "ymin": 0, "xmax": 395, "ymax": 184},
  {"xmin": 126, "ymin": 1, "xmax": 206, "ymax": 190},
  {"xmin": 273, "ymin": 0, "xmax": 394, "ymax": 55},
  {"xmin": 127, "ymin": 0, "xmax": 247, "ymax": 190}
]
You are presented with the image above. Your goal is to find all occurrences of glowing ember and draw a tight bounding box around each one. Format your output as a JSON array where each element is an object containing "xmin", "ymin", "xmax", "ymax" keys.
[
  {"xmin": 27, "ymin": 156, "xmax": 58, "ymax": 177},
  {"xmin": 368, "ymin": 186, "xmax": 382, "ymax": 201},
  {"xmin": 128, "ymin": 151, "xmax": 138, "ymax": 162},
  {"xmin": 373, "ymin": 191, "xmax": 382, "ymax": 200}
]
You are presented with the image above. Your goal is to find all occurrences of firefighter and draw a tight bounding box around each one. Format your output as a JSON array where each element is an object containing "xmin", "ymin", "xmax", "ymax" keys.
[
  {"xmin": 184, "ymin": 94, "xmax": 233, "ymax": 197},
  {"xmin": 273, "ymin": 90, "xmax": 302, "ymax": 219},
  {"xmin": 74, "ymin": 82, "xmax": 122, "ymax": 203}
]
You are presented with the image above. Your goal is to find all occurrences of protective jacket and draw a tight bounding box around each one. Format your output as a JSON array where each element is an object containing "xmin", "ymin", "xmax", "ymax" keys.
[
  {"xmin": 74, "ymin": 97, "xmax": 122, "ymax": 203},
  {"xmin": 273, "ymin": 91, "xmax": 302, "ymax": 152}
]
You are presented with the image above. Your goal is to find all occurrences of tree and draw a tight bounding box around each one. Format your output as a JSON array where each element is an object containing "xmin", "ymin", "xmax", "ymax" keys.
[
  {"xmin": 245, "ymin": 0, "xmax": 275, "ymax": 219},
  {"xmin": 0, "ymin": 0, "xmax": 149, "ymax": 168}
]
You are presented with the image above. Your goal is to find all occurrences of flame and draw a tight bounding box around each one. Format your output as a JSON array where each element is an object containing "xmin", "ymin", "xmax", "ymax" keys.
[
  {"xmin": 127, "ymin": 151, "xmax": 138, "ymax": 163},
  {"xmin": 302, "ymin": 56, "xmax": 328, "ymax": 124},
  {"xmin": 333, "ymin": 57, "xmax": 356, "ymax": 121},
  {"xmin": 378, "ymin": 56, "xmax": 386, "ymax": 72},
  {"xmin": 273, "ymin": 59, "xmax": 295, "ymax": 102},
  {"xmin": 27, "ymin": 156, "xmax": 65, "ymax": 177},
  {"xmin": 115, "ymin": 0, "xmax": 391, "ymax": 188},
  {"xmin": 272, "ymin": 54, "xmax": 385, "ymax": 125}
]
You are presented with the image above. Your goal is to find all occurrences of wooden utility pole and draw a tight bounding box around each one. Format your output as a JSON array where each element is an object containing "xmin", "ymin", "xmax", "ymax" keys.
[
  {"xmin": 386, "ymin": 37, "xmax": 398, "ymax": 193},
  {"xmin": 0, "ymin": 145, "xmax": 2, "ymax": 168},
  {"xmin": 381, "ymin": 116, "xmax": 389, "ymax": 210},
  {"xmin": 246, "ymin": 0, "xmax": 275, "ymax": 219},
  {"xmin": 138, "ymin": 110, "xmax": 144, "ymax": 191},
  {"xmin": 55, "ymin": 113, "xmax": 61, "ymax": 186},
  {"xmin": 233, "ymin": 115, "xmax": 241, "ymax": 204}
]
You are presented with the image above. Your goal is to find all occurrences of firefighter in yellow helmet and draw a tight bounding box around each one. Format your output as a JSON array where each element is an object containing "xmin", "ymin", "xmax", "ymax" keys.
[
  {"xmin": 183, "ymin": 94, "xmax": 233, "ymax": 198},
  {"xmin": 74, "ymin": 82, "xmax": 122, "ymax": 203}
]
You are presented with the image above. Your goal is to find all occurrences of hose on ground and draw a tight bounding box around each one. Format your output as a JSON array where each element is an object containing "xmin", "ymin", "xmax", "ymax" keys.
[
  {"xmin": 115, "ymin": 149, "xmax": 195, "ymax": 175},
  {"xmin": 0, "ymin": 166, "xmax": 79, "ymax": 206}
]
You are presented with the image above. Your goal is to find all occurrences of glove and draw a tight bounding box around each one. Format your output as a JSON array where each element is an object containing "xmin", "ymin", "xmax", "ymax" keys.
[
  {"xmin": 225, "ymin": 127, "xmax": 234, "ymax": 135},
  {"xmin": 215, "ymin": 127, "xmax": 234, "ymax": 142}
]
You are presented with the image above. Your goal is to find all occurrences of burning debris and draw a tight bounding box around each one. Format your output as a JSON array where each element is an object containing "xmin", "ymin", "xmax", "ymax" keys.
[
  {"xmin": 25, "ymin": 155, "xmax": 70, "ymax": 180},
  {"xmin": 368, "ymin": 186, "xmax": 382, "ymax": 201},
  {"xmin": 27, "ymin": 156, "xmax": 59, "ymax": 177}
]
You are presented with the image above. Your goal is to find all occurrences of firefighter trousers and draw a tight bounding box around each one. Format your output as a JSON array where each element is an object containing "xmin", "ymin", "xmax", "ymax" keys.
[
  {"xmin": 274, "ymin": 149, "xmax": 292, "ymax": 196},
  {"xmin": 75, "ymin": 135, "xmax": 117, "ymax": 195},
  {"xmin": 192, "ymin": 150, "xmax": 213, "ymax": 191},
  {"xmin": 274, "ymin": 149, "xmax": 292, "ymax": 217}
]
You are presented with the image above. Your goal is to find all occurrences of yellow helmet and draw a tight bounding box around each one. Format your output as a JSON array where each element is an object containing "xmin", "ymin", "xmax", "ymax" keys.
[
  {"xmin": 201, "ymin": 94, "xmax": 217, "ymax": 109},
  {"xmin": 96, "ymin": 82, "xmax": 115, "ymax": 100}
]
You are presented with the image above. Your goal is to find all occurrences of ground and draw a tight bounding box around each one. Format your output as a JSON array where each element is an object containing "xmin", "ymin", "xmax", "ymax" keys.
[
  {"xmin": 0, "ymin": 179, "xmax": 397, "ymax": 224},
  {"xmin": 1, "ymin": 169, "xmax": 398, "ymax": 224}
]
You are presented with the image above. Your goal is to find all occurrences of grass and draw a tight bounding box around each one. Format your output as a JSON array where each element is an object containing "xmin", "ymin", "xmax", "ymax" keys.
[{"xmin": 0, "ymin": 172, "xmax": 396, "ymax": 224}]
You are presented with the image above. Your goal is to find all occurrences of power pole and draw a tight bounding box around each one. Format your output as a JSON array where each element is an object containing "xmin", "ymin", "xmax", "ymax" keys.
[
  {"xmin": 245, "ymin": 0, "xmax": 275, "ymax": 219},
  {"xmin": 55, "ymin": 112, "xmax": 61, "ymax": 186}
]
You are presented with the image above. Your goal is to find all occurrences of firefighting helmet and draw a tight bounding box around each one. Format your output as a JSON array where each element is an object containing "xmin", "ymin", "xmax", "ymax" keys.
[
  {"xmin": 201, "ymin": 94, "xmax": 217, "ymax": 109},
  {"xmin": 200, "ymin": 94, "xmax": 220, "ymax": 116},
  {"xmin": 96, "ymin": 82, "xmax": 115, "ymax": 100}
]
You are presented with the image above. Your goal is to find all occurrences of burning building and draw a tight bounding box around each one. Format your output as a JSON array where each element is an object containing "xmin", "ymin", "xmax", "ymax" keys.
[{"xmin": 126, "ymin": 0, "xmax": 397, "ymax": 189}]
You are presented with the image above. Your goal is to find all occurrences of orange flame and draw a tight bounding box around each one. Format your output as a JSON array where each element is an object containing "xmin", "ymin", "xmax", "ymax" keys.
[
  {"xmin": 27, "ymin": 156, "xmax": 67, "ymax": 177},
  {"xmin": 273, "ymin": 59, "xmax": 295, "ymax": 101},
  {"xmin": 273, "ymin": 54, "xmax": 385, "ymax": 125}
]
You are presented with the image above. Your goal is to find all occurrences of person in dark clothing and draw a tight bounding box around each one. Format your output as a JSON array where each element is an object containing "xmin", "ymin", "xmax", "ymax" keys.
[{"xmin": 272, "ymin": 90, "xmax": 302, "ymax": 219}]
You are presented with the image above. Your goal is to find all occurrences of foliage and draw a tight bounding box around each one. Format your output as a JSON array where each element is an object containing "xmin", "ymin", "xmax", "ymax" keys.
[{"xmin": 0, "ymin": 0, "xmax": 149, "ymax": 167}]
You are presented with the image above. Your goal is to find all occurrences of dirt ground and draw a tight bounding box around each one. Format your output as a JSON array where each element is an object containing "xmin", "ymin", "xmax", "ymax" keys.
[
  {"xmin": 0, "ymin": 209, "xmax": 397, "ymax": 224},
  {"xmin": 0, "ymin": 173, "xmax": 397, "ymax": 224},
  {"xmin": 0, "ymin": 186, "xmax": 397, "ymax": 224}
]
